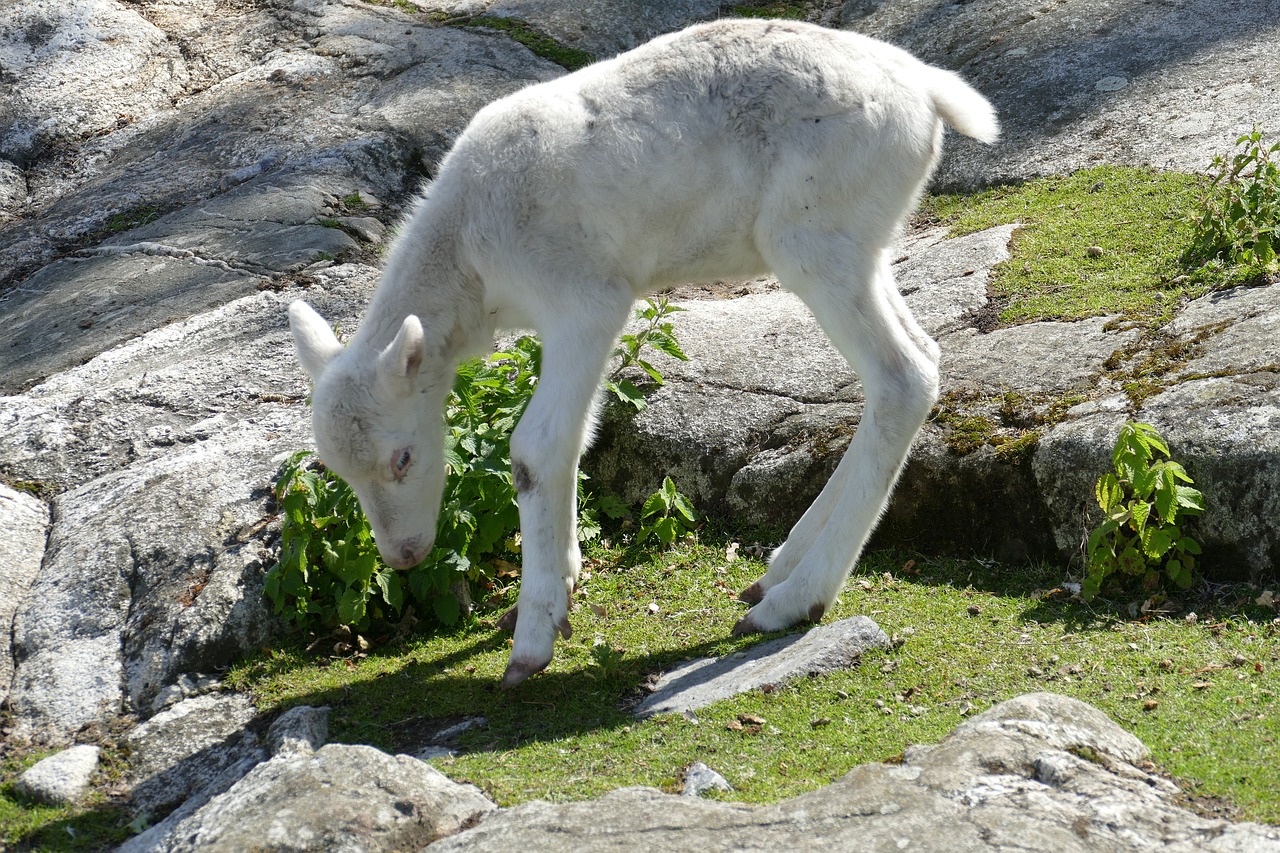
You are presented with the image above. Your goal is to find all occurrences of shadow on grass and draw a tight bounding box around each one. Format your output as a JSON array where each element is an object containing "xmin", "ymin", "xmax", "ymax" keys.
[
  {"xmin": 866, "ymin": 542, "xmax": 1276, "ymax": 631},
  {"xmin": 234, "ymin": 531, "xmax": 1275, "ymax": 769},
  {"xmin": 259, "ymin": 622, "xmax": 796, "ymax": 760}
]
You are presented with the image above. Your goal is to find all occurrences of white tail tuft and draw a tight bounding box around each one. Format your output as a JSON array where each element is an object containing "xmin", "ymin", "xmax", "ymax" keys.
[{"xmin": 927, "ymin": 67, "xmax": 1000, "ymax": 144}]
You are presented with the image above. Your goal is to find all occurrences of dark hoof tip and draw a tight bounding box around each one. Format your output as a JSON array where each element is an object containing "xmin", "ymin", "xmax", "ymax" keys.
[
  {"xmin": 499, "ymin": 656, "xmax": 548, "ymax": 690},
  {"xmin": 738, "ymin": 582, "xmax": 765, "ymax": 605}
]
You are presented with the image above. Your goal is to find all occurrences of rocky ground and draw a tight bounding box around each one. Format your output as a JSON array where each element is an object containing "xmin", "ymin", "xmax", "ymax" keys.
[{"xmin": 2, "ymin": 0, "xmax": 1279, "ymax": 849}]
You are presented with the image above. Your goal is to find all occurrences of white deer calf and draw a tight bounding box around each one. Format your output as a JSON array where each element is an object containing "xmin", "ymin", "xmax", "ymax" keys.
[{"xmin": 289, "ymin": 18, "xmax": 998, "ymax": 689}]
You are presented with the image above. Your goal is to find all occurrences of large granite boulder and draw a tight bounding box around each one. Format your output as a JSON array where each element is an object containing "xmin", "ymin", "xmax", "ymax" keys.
[{"xmin": 1, "ymin": 0, "xmax": 1278, "ymax": 846}]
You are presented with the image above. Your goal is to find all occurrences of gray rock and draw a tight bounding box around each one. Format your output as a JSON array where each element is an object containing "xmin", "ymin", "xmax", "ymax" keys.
[
  {"xmin": 12, "ymin": 744, "xmax": 100, "ymax": 806},
  {"xmin": 417, "ymin": 0, "xmax": 720, "ymax": 58},
  {"xmin": 6, "ymin": 413, "xmax": 299, "ymax": 744},
  {"xmin": 2, "ymin": 271, "xmax": 374, "ymax": 746},
  {"xmin": 427, "ymin": 693, "xmax": 1280, "ymax": 852},
  {"xmin": 843, "ymin": 0, "xmax": 1280, "ymax": 189},
  {"xmin": 0, "ymin": 484, "xmax": 47, "ymax": 707},
  {"xmin": 633, "ymin": 616, "xmax": 891, "ymax": 718},
  {"xmin": 160, "ymin": 744, "xmax": 496, "ymax": 852},
  {"xmin": 0, "ymin": 0, "xmax": 189, "ymax": 163},
  {"xmin": 681, "ymin": 762, "xmax": 732, "ymax": 797},
  {"xmin": 0, "ymin": 0, "xmax": 561, "ymax": 390},
  {"xmin": 121, "ymin": 703, "xmax": 333, "ymax": 851},
  {"xmin": 268, "ymin": 705, "xmax": 331, "ymax": 758},
  {"xmin": 891, "ymin": 225, "xmax": 1014, "ymax": 335},
  {"xmin": 126, "ymin": 693, "xmax": 263, "ymax": 818}
]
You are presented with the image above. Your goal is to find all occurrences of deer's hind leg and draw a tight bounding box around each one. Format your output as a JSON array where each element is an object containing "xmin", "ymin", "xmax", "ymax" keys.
[{"xmin": 736, "ymin": 235, "xmax": 938, "ymax": 632}]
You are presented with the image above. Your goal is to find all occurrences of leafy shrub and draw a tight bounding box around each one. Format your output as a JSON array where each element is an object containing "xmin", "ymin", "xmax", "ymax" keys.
[
  {"xmin": 266, "ymin": 337, "xmax": 542, "ymax": 632},
  {"xmin": 638, "ymin": 476, "xmax": 699, "ymax": 547},
  {"xmin": 1186, "ymin": 126, "xmax": 1280, "ymax": 276},
  {"xmin": 606, "ymin": 297, "xmax": 688, "ymax": 411},
  {"xmin": 268, "ymin": 306, "xmax": 691, "ymax": 634},
  {"xmin": 266, "ymin": 450, "xmax": 399, "ymax": 631},
  {"xmin": 1083, "ymin": 422, "xmax": 1205, "ymax": 601}
]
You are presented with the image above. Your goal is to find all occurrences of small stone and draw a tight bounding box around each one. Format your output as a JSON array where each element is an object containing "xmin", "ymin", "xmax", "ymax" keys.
[
  {"xmin": 1142, "ymin": 699, "xmax": 1159, "ymax": 712},
  {"xmin": 682, "ymin": 762, "xmax": 732, "ymax": 797},
  {"xmin": 14, "ymin": 745, "xmax": 100, "ymax": 805},
  {"xmin": 267, "ymin": 705, "xmax": 330, "ymax": 757},
  {"xmin": 1086, "ymin": 246, "xmax": 1105, "ymax": 258},
  {"xmin": 967, "ymin": 604, "xmax": 982, "ymax": 616}
]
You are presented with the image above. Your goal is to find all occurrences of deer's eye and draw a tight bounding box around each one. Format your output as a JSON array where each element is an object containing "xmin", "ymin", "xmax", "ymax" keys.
[{"xmin": 391, "ymin": 448, "xmax": 412, "ymax": 481}]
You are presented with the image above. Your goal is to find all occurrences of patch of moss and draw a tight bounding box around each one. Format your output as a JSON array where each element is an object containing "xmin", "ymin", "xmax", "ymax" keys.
[
  {"xmin": 991, "ymin": 429, "xmax": 1041, "ymax": 462},
  {"xmin": 939, "ymin": 410, "xmax": 997, "ymax": 456},
  {"xmin": 932, "ymin": 387, "xmax": 1086, "ymax": 459},
  {"xmin": 453, "ymin": 16, "xmax": 595, "ymax": 71},
  {"xmin": 922, "ymin": 165, "xmax": 1222, "ymax": 328},
  {"xmin": 722, "ymin": 1, "xmax": 811, "ymax": 19},
  {"xmin": 1101, "ymin": 321, "xmax": 1232, "ymax": 408},
  {"xmin": 100, "ymin": 204, "xmax": 161, "ymax": 236}
]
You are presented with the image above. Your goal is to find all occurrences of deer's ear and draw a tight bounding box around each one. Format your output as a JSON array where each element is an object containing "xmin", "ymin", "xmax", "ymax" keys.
[
  {"xmin": 288, "ymin": 301, "xmax": 344, "ymax": 381},
  {"xmin": 376, "ymin": 314, "xmax": 425, "ymax": 395}
]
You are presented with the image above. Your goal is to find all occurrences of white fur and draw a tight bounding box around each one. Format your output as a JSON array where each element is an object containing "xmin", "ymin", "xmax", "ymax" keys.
[{"xmin": 289, "ymin": 18, "xmax": 998, "ymax": 688}]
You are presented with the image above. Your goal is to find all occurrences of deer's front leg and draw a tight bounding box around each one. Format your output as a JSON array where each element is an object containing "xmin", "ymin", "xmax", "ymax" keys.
[
  {"xmin": 499, "ymin": 448, "xmax": 581, "ymax": 689},
  {"xmin": 499, "ymin": 301, "xmax": 631, "ymax": 690}
]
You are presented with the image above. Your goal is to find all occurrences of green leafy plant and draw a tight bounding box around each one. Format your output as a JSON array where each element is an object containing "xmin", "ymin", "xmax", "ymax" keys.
[
  {"xmin": 265, "ymin": 450, "xmax": 399, "ymax": 632},
  {"xmin": 269, "ymin": 307, "xmax": 693, "ymax": 634},
  {"xmin": 1186, "ymin": 126, "xmax": 1280, "ymax": 276},
  {"xmin": 638, "ymin": 476, "xmax": 699, "ymax": 547},
  {"xmin": 606, "ymin": 296, "xmax": 689, "ymax": 411},
  {"xmin": 1084, "ymin": 422, "xmax": 1205, "ymax": 601},
  {"xmin": 586, "ymin": 641, "xmax": 628, "ymax": 681}
]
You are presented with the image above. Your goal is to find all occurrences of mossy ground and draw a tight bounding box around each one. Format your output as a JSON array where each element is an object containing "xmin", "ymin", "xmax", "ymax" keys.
[
  {"xmin": 219, "ymin": 535, "xmax": 1279, "ymax": 822},
  {"xmin": 921, "ymin": 164, "xmax": 1260, "ymax": 328}
]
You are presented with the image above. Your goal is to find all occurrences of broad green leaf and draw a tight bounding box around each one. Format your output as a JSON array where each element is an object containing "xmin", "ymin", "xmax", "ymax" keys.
[
  {"xmin": 1130, "ymin": 500, "xmax": 1150, "ymax": 535},
  {"xmin": 608, "ymin": 378, "xmax": 647, "ymax": 411},
  {"xmin": 1141, "ymin": 526, "xmax": 1173, "ymax": 559},
  {"xmin": 432, "ymin": 592, "xmax": 461, "ymax": 626},
  {"xmin": 1176, "ymin": 485, "xmax": 1206, "ymax": 513},
  {"xmin": 1177, "ymin": 536, "xmax": 1203, "ymax": 556},
  {"xmin": 641, "ymin": 489, "xmax": 669, "ymax": 520},
  {"xmin": 653, "ymin": 517, "xmax": 678, "ymax": 546},
  {"xmin": 375, "ymin": 569, "xmax": 404, "ymax": 613},
  {"xmin": 638, "ymin": 358, "xmax": 666, "ymax": 385},
  {"xmin": 649, "ymin": 331, "xmax": 689, "ymax": 361},
  {"xmin": 337, "ymin": 585, "xmax": 367, "ymax": 626},
  {"xmin": 671, "ymin": 491, "xmax": 698, "ymax": 524},
  {"xmin": 1154, "ymin": 482, "xmax": 1176, "ymax": 524}
]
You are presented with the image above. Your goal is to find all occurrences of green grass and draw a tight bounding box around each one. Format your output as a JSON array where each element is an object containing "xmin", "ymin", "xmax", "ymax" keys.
[
  {"xmin": 224, "ymin": 534, "xmax": 1280, "ymax": 821},
  {"xmin": 0, "ymin": 751, "xmax": 133, "ymax": 852},
  {"xmin": 922, "ymin": 165, "xmax": 1257, "ymax": 328}
]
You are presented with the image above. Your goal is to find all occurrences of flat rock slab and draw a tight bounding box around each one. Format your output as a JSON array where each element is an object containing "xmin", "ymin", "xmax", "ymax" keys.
[
  {"xmin": 850, "ymin": 0, "xmax": 1280, "ymax": 188},
  {"xmin": 429, "ymin": 693, "xmax": 1280, "ymax": 852},
  {"xmin": 0, "ymin": 485, "xmax": 47, "ymax": 706},
  {"xmin": 157, "ymin": 744, "xmax": 496, "ymax": 853},
  {"xmin": 633, "ymin": 616, "xmax": 890, "ymax": 718}
]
